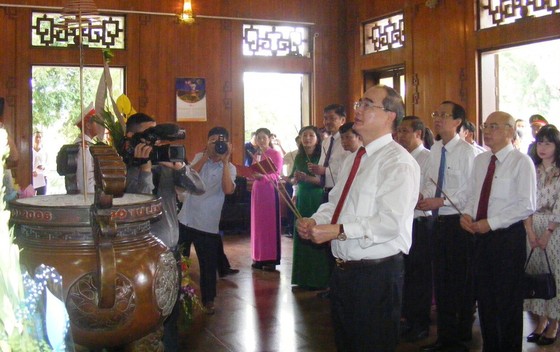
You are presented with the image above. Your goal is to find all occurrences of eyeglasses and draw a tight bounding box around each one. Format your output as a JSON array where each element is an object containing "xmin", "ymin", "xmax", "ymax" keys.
[
  {"xmin": 431, "ymin": 111, "xmax": 453, "ymax": 119},
  {"xmin": 479, "ymin": 123, "xmax": 513, "ymax": 131},
  {"xmin": 353, "ymin": 100, "xmax": 390, "ymax": 112}
]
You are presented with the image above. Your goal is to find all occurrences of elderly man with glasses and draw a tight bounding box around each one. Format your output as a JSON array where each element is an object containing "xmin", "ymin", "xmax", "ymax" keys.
[{"xmin": 461, "ymin": 112, "xmax": 536, "ymax": 352}]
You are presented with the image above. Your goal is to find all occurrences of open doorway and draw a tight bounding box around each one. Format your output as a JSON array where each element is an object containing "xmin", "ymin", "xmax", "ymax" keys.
[
  {"xmin": 31, "ymin": 65, "xmax": 124, "ymax": 195},
  {"xmin": 243, "ymin": 72, "xmax": 310, "ymax": 173},
  {"xmin": 480, "ymin": 39, "xmax": 560, "ymax": 152},
  {"xmin": 363, "ymin": 66, "xmax": 405, "ymax": 102}
]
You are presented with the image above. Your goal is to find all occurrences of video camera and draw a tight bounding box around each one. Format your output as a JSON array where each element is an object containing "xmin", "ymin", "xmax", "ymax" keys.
[{"xmin": 125, "ymin": 123, "xmax": 186, "ymax": 164}]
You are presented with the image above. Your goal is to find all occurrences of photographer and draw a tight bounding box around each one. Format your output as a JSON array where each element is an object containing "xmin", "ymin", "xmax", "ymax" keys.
[
  {"xmin": 177, "ymin": 127, "xmax": 237, "ymax": 315},
  {"xmin": 124, "ymin": 112, "xmax": 204, "ymax": 352}
]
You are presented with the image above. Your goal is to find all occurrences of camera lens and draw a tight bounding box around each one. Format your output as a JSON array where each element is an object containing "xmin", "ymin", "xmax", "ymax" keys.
[
  {"xmin": 214, "ymin": 135, "xmax": 228, "ymax": 155},
  {"xmin": 215, "ymin": 141, "xmax": 228, "ymax": 155}
]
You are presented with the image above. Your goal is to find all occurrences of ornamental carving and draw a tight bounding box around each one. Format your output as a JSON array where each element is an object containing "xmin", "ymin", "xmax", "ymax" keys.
[
  {"xmin": 31, "ymin": 12, "xmax": 125, "ymax": 49},
  {"xmin": 363, "ymin": 13, "xmax": 404, "ymax": 55},
  {"xmin": 154, "ymin": 252, "xmax": 179, "ymax": 317},
  {"xmin": 479, "ymin": 0, "xmax": 560, "ymax": 29},
  {"xmin": 66, "ymin": 272, "xmax": 136, "ymax": 330},
  {"xmin": 243, "ymin": 24, "xmax": 309, "ymax": 57}
]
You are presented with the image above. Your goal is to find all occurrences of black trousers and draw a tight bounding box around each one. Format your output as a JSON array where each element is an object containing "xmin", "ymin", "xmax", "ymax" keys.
[
  {"xmin": 163, "ymin": 248, "xmax": 181, "ymax": 352},
  {"xmin": 180, "ymin": 225, "xmax": 232, "ymax": 275},
  {"xmin": 433, "ymin": 214, "xmax": 475, "ymax": 344},
  {"xmin": 402, "ymin": 216, "xmax": 434, "ymax": 331},
  {"xmin": 178, "ymin": 224, "xmax": 221, "ymax": 305},
  {"xmin": 474, "ymin": 221, "xmax": 526, "ymax": 352},
  {"xmin": 330, "ymin": 254, "xmax": 404, "ymax": 352}
]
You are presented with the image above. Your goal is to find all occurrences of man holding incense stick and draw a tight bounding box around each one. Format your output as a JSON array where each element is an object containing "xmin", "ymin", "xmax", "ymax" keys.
[
  {"xmin": 308, "ymin": 104, "xmax": 350, "ymax": 201},
  {"xmin": 297, "ymin": 85, "xmax": 419, "ymax": 351},
  {"xmin": 417, "ymin": 102, "xmax": 477, "ymax": 352}
]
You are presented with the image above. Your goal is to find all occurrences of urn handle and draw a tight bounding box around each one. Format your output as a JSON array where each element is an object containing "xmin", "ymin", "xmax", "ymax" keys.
[
  {"xmin": 89, "ymin": 145, "xmax": 126, "ymax": 308},
  {"xmin": 94, "ymin": 214, "xmax": 117, "ymax": 308}
]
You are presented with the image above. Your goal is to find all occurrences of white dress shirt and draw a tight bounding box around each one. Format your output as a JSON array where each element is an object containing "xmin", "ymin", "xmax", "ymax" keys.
[
  {"xmin": 411, "ymin": 144, "xmax": 431, "ymax": 218},
  {"xmin": 421, "ymin": 134, "xmax": 477, "ymax": 215},
  {"xmin": 317, "ymin": 132, "xmax": 350, "ymax": 188},
  {"xmin": 464, "ymin": 143, "xmax": 536, "ymax": 230},
  {"xmin": 75, "ymin": 135, "xmax": 96, "ymax": 194},
  {"xmin": 32, "ymin": 147, "xmax": 48, "ymax": 189},
  {"xmin": 312, "ymin": 134, "xmax": 420, "ymax": 260},
  {"xmin": 471, "ymin": 141, "xmax": 487, "ymax": 155}
]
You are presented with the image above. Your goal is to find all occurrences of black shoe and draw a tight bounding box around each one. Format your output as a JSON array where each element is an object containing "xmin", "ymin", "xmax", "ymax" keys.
[
  {"xmin": 459, "ymin": 330, "xmax": 472, "ymax": 342},
  {"xmin": 251, "ymin": 263, "xmax": 263, "ymax": 270},
  {"xmin": 537, "ymin": 335, "xmax": 557, "ymax": 346},
  {"xmin": 219, "ymin": 268, "xmax": 240, "ymax": 277},
  {"xmin": 203, "ymin": 301, "xmax": 215, "ymax": 315},
  {"xmin": 400, "ymin": 320, "xmax": 411, "ymax": 337},
  {"xmin": 402, "ymin": 328, "xmax": 429, "ymax": 343},
  {"xmin": 527, "ymin": 331, "xmax": 543, "ymax": 343},
  {"xmin": 420, "ymin": 340, "xmax": 445, "ymax": 352},
  {"xmin": 262, "ymin": 264, "xmax": 276, "ymax": 272},
  {"xmin": 421, "ymin": 341, "xmax": 467, "ymax": 352}
]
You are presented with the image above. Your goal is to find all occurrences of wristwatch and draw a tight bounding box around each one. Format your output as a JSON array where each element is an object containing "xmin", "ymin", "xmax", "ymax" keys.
[{"xmin": 337, "ymin": 224, "xmax": 347, "ymax": 241}]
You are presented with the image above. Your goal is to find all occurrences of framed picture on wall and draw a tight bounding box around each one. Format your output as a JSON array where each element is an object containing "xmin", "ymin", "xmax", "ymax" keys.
[{"xmin": 176, "ymin": 78, "xmax": 207, "ymax": 122}]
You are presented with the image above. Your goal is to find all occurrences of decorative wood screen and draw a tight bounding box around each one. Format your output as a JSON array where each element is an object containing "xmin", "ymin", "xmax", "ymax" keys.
[
  {"xmin": 242, "ymin": 24, "xmax": 309, "ymax": 57},
  {"xmin": 363, "ymin": 12, "xmax": 404, "ymax": 55},
  {"xmin": 31, "ymin": 12, "xmax": 126, "ymax": 49},
  {"xmin": 478, "ymin": 0, "xmax": 560, "ymax": 29}
]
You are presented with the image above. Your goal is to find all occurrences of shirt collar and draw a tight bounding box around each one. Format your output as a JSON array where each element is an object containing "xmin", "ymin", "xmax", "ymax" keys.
[
  {"xmin": 442, "ymin": 134, "xmax": 461, "ymax": 152},
  {"xmin": 411, "ymin": 143, "xmax": 426, "ymax": 158},
  {"xmin": 493, "ymin": 143, "xmax": 514, "ymax": 163},
  {"xmin": 364, "ymin": 134, "xmax": 393, "ymax": 156}
]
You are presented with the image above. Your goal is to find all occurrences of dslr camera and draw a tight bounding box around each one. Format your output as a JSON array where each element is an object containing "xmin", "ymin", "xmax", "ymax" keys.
[
  {"xmin": 124, "ymin": 123, "xmax": 186, "ymax": 164},
  {"xmin": 214, "ymin": 134, "xmax": 228, "ymax": 155}
]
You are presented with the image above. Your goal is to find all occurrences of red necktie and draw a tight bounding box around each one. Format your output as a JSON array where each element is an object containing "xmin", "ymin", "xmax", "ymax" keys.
[
  {"xmin": 331, "ymin": 147, "xmax": 366, "ymax": 224},
  {"xmin": 476, "ymin": 155, "xmax": 497, "ymax": 221}
]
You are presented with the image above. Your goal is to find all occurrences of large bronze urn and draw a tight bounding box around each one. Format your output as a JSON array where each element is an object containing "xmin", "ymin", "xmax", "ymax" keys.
[{"xmin": 10, "ymin": 146, "xmax": 178, "ymax": 350}]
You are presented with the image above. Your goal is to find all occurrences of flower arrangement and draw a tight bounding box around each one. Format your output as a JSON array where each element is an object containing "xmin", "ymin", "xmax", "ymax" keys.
[
  {"xmin": 179, "ymin": 255, "xmax": 201, "ymax": 324},
  {"xmin": 0, "ymin": 129, "xmax": 49, "ymax": 351}
]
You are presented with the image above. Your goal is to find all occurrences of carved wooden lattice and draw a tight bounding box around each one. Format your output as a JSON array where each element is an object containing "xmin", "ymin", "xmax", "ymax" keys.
[
  {"xmin": 363, "ymin": 13, "xmax": 404, "ymax": 55},
  {"xmin": 479, "ymin": 0, "xmax": 560, "ymax": 29},
  {"xmin": 31, "ymin": 12, "xmax": 125, "ymax": 49},
  {"xmin": 242, "ymin": 24, "xmax": 309, "ymax": 57}
]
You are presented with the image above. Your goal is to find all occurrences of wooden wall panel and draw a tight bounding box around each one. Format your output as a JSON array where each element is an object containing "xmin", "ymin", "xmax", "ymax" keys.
[
  {"xmin": 0, "ymin": 0, "xmax": 346, "ymax": 184},
  {"xmin": 3, "ymin": 0, "xmax": 558, "ymax": 186},
  {"xmin": 347, "ymin": 0, "xmax": 560, "ymax": 135}
]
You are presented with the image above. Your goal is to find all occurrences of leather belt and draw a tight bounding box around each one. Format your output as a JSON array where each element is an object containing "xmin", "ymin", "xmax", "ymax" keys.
[
  {"xmin": 335, "ymin": 253, "xmax": 402, "ymax": 270},
  {"xmin": 436, "ymin": 214, "xmax": 461, "ymax": 222}
]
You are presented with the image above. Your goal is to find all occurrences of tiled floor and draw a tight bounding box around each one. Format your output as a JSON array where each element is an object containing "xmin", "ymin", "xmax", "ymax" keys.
[{"xmin": 179, "ymin": 233, "xmax": 558, "ymax": 352}]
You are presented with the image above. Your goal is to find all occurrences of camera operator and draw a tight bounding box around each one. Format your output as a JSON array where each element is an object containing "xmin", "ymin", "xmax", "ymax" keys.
[
  {"xmin": 177, "ymin": 127, "xmax": 237, "ymax": 315},
  {"xmin": 124, "ymin": 112, "xmax": 204, "ymax": 352}
]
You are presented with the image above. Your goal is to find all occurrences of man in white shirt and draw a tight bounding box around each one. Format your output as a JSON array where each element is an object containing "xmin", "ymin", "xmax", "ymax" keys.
[
  {"xmin": 418, "ymin": 101, "xmax": 477, "ymax": 352},
  {"xmin": 308, "ymin": 104, "xmax": 350, "ymax": 200},
  {"xmin": 397, "ymin": 115, "xmax": 433, "ymax": 342},
  {"xmin": 32, "ymin": 131, "xmax": 48, "ymax": 195},
  {"xmin": 74, "ymin": 103, "xmax": 106, "ymax": 194},
  {"xmin": 297, "ymin": 85, "xmax": 420, "ymax": 351},
  {"xmin": 459, "ymin": 120, "xmax": 486, "ymax": 154},
  {"xmin": 460, "ymin": 111, "xmax": 536, "ymax": 352}
]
